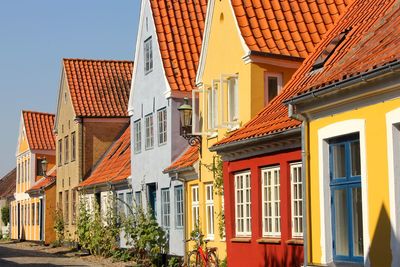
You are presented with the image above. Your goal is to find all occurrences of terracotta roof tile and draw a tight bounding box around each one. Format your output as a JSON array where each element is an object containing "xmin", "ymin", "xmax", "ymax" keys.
[
  {"xmin": 63, "ymin": 59, "xmax": 133, "ymax": 118},
  {"xmin": 23, "ymin": 111, "xmax": 56, "ymax": 151},
  {"xmin": 231, "ymin": 0, "xmax": 351, "ymax": 58},
  {"xmin": 27, "ymin": 169, "xmax": 56, "ymax": 192},
  {"xmin": 214, "ymin": 0, "xmax": 398, "ymax": 148},
  {"xmin": 0, "ymin": 168, "xmax": 16, "ymax": 198},
  {"xmin": 164, "ymin": 146, "xmax": 199, "ymax": 173},
  {"xmin": 149, "ymin": 0, "xmax": 207, "ymax": 92},
  {"xmin": 79, "ymin": 126, "xmax": 131, "ymax": 188}
]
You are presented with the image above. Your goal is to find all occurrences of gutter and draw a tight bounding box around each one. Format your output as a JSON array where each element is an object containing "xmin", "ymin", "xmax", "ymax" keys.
[
  {"xmin": 248, "ymin": 50, "xmax": 304, "ymax": 62},
  {"xmin": 285, "ymin": 59, "xmax": 400, "ymax": 106},
  {"xmin": 288, "ymin": 104, "xmax": 309, "ymax": 267},
  {"xmin": 209, "ymin": 127, "xmax": 301, "ymax": 153}
]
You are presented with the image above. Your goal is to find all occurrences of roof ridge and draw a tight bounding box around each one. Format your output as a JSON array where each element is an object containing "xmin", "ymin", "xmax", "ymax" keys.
[
  {"xmin": 22, "ymin": 110, "xmax": 55, "ymax": 116},
  {"xmin": 63, "ymin": 58, "xmax": 133, "ymax": 63},
  {"xmin": 0, "ymin": 167, "xmax": 16, "ymax": 181}
]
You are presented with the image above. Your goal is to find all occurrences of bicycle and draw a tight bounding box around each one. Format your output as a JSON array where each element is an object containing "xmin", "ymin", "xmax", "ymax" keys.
[{"xmin": 184, "ymin": 234, "xmax": 219, "ymax": 267}]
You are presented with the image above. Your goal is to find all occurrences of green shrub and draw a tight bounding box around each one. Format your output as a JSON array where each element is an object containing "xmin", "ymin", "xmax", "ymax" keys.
[{"xmin": 1, "ymin": 206, "xmax": 9, "ymax": 226}]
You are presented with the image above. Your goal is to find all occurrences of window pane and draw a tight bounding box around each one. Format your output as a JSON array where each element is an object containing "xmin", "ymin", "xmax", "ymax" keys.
[
  {"xmin": 268, "ymin": 76, "xmax": 278, "ymax": 101},
  {"xmin": 351, "ymin": 141, "xmax": 361, "ymax": 176},
  {"xmin": 332, "ymin": 143, "xmax": 346, "ymax": 178},
  {"xmin": 352, "ymin": 187, "xmax": 364, "ymax": 257},
  {"xmin": 334, "ymin": 189, "xmax": 349, "ymax": 257}
]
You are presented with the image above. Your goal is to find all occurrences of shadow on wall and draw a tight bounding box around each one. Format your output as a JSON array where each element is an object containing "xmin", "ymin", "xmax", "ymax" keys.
[
  {"xmin": 367, "ymin": 204, "xmax": 393, "ymax": 266},
  {"xmin": 261, "ymin": 243, "xmax": 303, "ymax": 267}
]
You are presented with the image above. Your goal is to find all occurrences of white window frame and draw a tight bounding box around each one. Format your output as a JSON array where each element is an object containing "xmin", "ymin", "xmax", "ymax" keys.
[
  {"xmin": 264, "ymin": 72, "xmax": 283, "ymax": 105},
  {"xmin": 135, "ymin": 191, "xmax": 142, "ymax": 208},
  {"xmin": 134, "ymin": 119, "xmax": 142, "ymax": 153},
  {"xmin": 161, "ymin": 189, "xmax": 170, "ymax": 228},
  {"xmin": 145, "ymin": 114, "xmax": 154, "ymax": 149},
  {"xmin": 262, "ymin": 166, "xmax": 281, "ymax": 237},
  {"xmin": 192, "ymin": 85, "xmax": 211, "ymax": 135},
  {"xmin": 191, "ymin": 185, "xmax": 200, "ymax": 231},
  {"xmin": 205, "ymin": 184, "xmax": 214, "ymax": 240},
  {"xmin": 234, "ymin": 171, "xmax": 251, "ymax": 237},
  {"xmin": 207, "ymin": 81, "xmax": 218, "ymax": 131},
  {"xmin": 219, "ymin": 74, "xmax": 239, "ymax": 129},
  {"xmin": 290, "ymin": 162, "xmax": 303, "ymax": 238},
  {"xmin": 157, "ymin": 108, "xmax": 167, "ymax": 145},
  {"xmin": 175, "ymin": 186, "xmax": 184, "ymax": 228},
  {"xmin": 144, "ymin": 36, "xmax": 153, "ymax": 74}
]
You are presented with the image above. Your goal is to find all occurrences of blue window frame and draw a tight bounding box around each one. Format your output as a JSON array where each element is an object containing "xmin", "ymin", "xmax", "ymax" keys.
[{"xmin": 329, "ymin": 133, "xmax": 363, "ymax": 263}]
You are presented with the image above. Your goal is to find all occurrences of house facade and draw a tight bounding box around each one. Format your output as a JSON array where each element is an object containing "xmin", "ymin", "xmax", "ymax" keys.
[
  {"xmin": 283, "ymin": 0, "xmax": 400, "ymax": 266},
  {"xmin": 128, "ymin": 0, "xmax": 207, "ymax": 256},
  {"xmin": 54, "ymin": 59, "xmax": 132, "ymax": 242},
  {"xmin": 179, "ymin": 0, "xmax": 350, "ymax": 261},
  {"xmin": 10, "ymin": 111, "xmax": 56, "ymax": 241},
  {"xmin": 78, "ymin": 125, "xmax": 131, "ymax": 248},
  {"xmin": 0, "ymin": 168, "xmax": 16, "ymax": 238}
]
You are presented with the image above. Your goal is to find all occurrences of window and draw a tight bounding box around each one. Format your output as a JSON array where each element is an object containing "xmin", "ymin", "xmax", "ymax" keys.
[
  {"xmin": 145, "ymin": 114, "xmax": 154, "ymax": 149},
  {"xmin": 208, "ymin": 82, "xmax": 218, "ymax": 130},
  {"xmin": 161, "ymin": 189, "xmax": 170, "ymax": 228},
  {"xmin": 71, "ymin": 132, "xmax": 76, "ymax": 162},
  {"xmin": 126, "ymin": 192, "xmax": 133, "ymax": 215},
  {"xmin": 117, "ymin": 193, "xmax": 125, "ymax": 216},
  {"xmin": 264, "ymin": 73, "xmax": 282, "ymax": 105},
  {"xmin": 262, "ymin": 166, "xmax": 281, "ymax": 237},
  {"xmin": 58, "ymin": 191, "xmax": 63, "ymax": 210},
  {"xmin": 134, "ymin": 119, "xmax": 142, "ymax": 153},
  {"xmin": 329, "ymin": 134, "xmax": 363, "ymax": 262},
  {"xmin": 36, "ymin": 202, "xmax": 40, "ymax": 225},
  {"xmin": 234, "ymin": 171, "xmax": 251, "ymax": 237},
  {"xmin": 291, "ymin": 163, "xmax": 303, "ymax": 238},
  {"xmin": 64, "ymin": 190, "xmax": 69, "ymax": 224},
  {"xmin": 205, "ymin": 184, "xmax": 214, "ymax": 239},
  {"xmin": 31, "ymin": 203, "xmax": 34, "ymax": 225},
  {"xmin": 191, "ymin": 185, "xmax": 200, "ymax": 231},
  {"xmin": 64, "ymin": 136, "xmax": 69, "ymax": 164},
  {"xmin": 144, "ymin": 37, "xmax": 153, "ymax": 74},
  {"xmin": 72, "ymin": 190, "xmax": 77, "ymax": 224},
  {"xmin": 58, "ymin": 139, "xmax": 62, "ymax": 166},
  {"xmin": 175, "ymin": 186, "xmax": 184, "ymax": 228},
  {"xmin": 135, "ymin": 191, "xmax": 142, "ymax": 208},
  {"xmin": 27, "ymin": 204, "xmax": 30, "ymax": 226},
  {"xmin": 227, "ymin": 77, "xmax": 238, "ymax": 122},
  {"xmin": 157, "ymin": 108, "xmax": 167, "ymax": 145},
  {"xmin": 36, "ymin": 159, "xmax": 44, "ymax": 176}
]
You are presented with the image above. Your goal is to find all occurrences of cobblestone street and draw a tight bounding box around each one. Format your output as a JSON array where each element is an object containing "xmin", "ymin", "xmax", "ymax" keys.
[{"xmin": 0, "ymin": 241, "xmax": 131, "ymax": 267}]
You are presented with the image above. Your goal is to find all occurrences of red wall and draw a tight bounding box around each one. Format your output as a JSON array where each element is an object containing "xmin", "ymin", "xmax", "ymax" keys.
[{"xmin": 223, "ymin": 149, "xmax": 303, "ymax": 267}]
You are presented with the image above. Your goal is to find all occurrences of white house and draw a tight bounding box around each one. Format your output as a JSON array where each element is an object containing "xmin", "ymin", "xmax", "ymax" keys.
[{"xmin": 128, "ymin": 0, "xmax": 207, "ymax": 256}]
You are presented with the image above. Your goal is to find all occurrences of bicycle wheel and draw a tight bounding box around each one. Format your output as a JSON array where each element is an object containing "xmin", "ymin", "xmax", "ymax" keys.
[
  {"xmin": 207, "ymin": 251, "xmax": 219, "ymax": 267},
  {"xmin": 187, "ymin": 251, "xmax": 201, "ymax": 267}
]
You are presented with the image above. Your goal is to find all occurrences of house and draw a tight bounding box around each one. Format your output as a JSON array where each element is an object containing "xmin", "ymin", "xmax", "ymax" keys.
[
  {"xmin": 26, "ymin": 168, "xmax": 57, "ymax": 245},
  {"xmin": 78, "ymin": 125, "xmax": 131, "ymax": 248},
  {"xmin": 128, "ymin": 0, "xmax": 207, "ymax": 256},
  {"xmin": 54, "ymin": 58, "xmax": 133, "ymax": 242},
  {"xmin": 281, "ymin": 0, "xmax": 400, "ymax": 265},
  {"xmin": 0, "ymin": 168, "xmax": 16, "ymax": 238},
  {"xmin": 10, "ymin": 111, "xmax": 56, "ymax": 242},
  {"xmin": 171, "ymin": 0, "xmax": 351, "ymax": 261}
]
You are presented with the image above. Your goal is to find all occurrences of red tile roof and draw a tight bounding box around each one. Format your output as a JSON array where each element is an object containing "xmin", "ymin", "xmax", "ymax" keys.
[
  {"xmin": 63, "ymin": 59, "xmax": 133, "ymax": 117},
  {"xmin": 150, "ymin": 0, "xmax": 207, "ymax": 92},
  {"xmin": 214, "ymin": 0, "xmax": 398, "ymax": 147},
  {"xmin": 23, "ymin": 111, "xmax": 56, "ymax": 151},
  {"xmin": 79, "ymin": 126, "xmax": 131, "ymax": 188},
  {"xmin": 164, "ymin": 146, "xmax": 199, "ymax": 173},
  {"xmin": 232, "ymin": 0, "xmax": 352, "ymax": 58},
  {"xmin": 27, "ymin": 169, "xmax": 56, "ymax": 193},
  {"xmin": 0, "ymin": 168, "xmax": 16, "ymax": 199}
]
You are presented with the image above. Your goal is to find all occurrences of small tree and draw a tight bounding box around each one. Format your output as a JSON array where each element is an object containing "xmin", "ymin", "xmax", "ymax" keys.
[
  {"xmin": 1, "ymin": 206, "xmax": 9, "ymax": 225},
  {"xmin": 53, "ymin": 208, "xmax": 65, "ymax": 245}
]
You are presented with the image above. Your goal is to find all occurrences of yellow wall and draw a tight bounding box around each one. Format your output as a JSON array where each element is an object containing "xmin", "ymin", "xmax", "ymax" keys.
[
  {"xmin": 186, "ymin": 0, "xmax": 298, "ymax": 259},
  {"xmin": 307, "ymin": 97, "xmax": 400, "ymax": 266}
]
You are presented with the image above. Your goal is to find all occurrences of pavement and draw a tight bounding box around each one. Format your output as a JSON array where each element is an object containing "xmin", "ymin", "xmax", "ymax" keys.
[{"xmin": 0, "ymin": 241, "xmax": 94, "ymax": 266}]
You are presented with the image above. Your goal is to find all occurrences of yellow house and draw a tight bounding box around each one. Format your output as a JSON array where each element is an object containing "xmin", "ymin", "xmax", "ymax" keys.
[
  {"xmin": 284, "ymin": 0, "xmax": 400, "ymax": 265},
  {"xmin": 10, "ymin": 110, "xmax": 56, "ymax": 241},
  {"xmin": 170, "ymin": 0, "xmax": 349, "ymax": 259}
]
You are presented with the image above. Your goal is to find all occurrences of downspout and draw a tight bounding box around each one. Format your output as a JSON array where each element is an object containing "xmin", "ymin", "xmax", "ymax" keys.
[{"xmin": 288, "ymin": 104, "xmax": 309, "ymax": 267}]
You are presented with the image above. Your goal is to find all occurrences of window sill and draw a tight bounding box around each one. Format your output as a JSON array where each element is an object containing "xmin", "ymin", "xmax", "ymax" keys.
[
  {"xmin": 207, "ymin": 132, "xmax": 218, "ymax": 140},
  {"xmin": 256, "ymin": 238, "xmax": 281, "ymax": 244},
  {"xmin": 231, "ymin": 237, "xmax": 251, "ymax": 243},
  {"xmin": 286, "ymin": 239, "xmax": 304, "ymax": 245},
  {"xmin": 227, "ymin": 124, "xmax": 241, "ymax": 133}
]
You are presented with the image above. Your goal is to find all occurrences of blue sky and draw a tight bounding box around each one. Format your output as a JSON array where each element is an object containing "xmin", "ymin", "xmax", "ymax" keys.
[{"xmin": 0, "ymin": 0, "xmax": 141, "ymax": 177}]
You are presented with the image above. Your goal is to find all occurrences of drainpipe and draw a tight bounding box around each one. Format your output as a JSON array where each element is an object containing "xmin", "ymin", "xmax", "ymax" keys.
[{"xmin": 288, "ymin": 104, "xmax": 309, "ymax": 267}]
